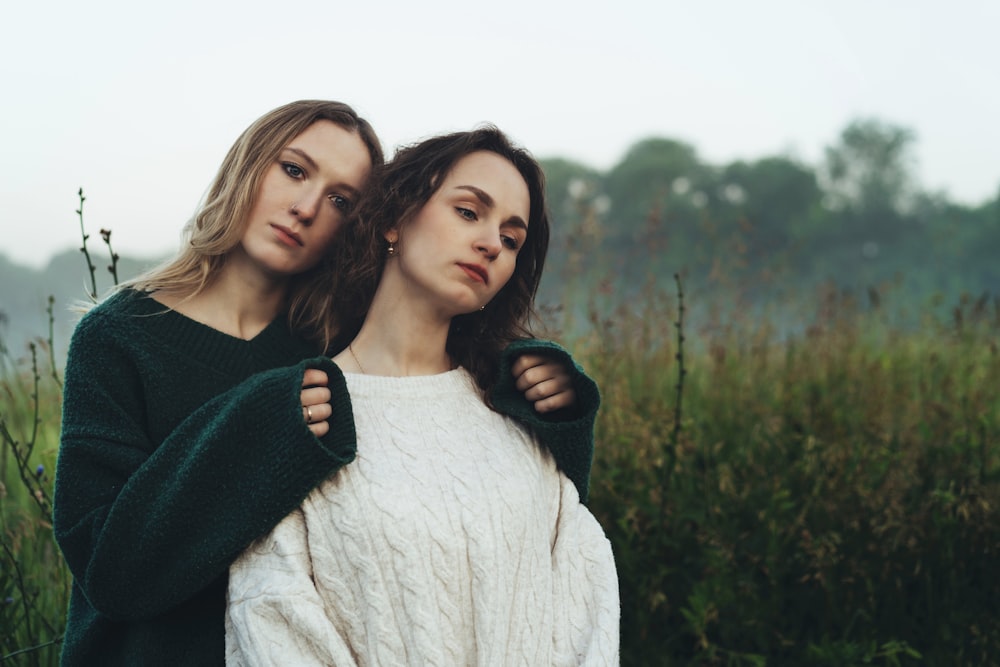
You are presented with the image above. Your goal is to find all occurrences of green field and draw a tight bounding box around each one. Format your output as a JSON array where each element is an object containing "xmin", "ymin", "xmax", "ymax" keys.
[{"xmin": 2, "ymin": 280, "xmax": 998, "ymax": 665}]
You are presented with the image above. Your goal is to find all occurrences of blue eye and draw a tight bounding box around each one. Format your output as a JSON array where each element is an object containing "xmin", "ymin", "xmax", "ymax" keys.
[
  {"xmin": 329, "ymin": 194, "xmax": 351, "ymax": 212},
  {"xmin": 502, "ymin": 235, "xmax": 521, "ymax": 250},
  {"xmin": 456, "ymin": 207, "xmax": 477, "ymax": 221},
  {"xmin": 282, "ymin": 163, "xmax": 304, "ymax": 178}
]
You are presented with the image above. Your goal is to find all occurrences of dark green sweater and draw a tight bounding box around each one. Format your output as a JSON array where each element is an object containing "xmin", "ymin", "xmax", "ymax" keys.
[{"xmin": 53, "ymin": 289, "xmax": 599, "ymax": 666}]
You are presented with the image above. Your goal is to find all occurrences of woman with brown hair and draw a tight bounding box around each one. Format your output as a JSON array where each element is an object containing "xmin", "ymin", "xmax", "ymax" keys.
[{"xmin": 227, "ymin": 126, "xmax": 618, "ymax": 666}]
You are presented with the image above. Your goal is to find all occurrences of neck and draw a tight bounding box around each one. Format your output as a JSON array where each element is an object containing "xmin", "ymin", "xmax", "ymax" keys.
[
  {"xmin": 155, "ymin": 257, "xmax": 289, "ymax": 340},
  {"xmin": 335, "ymin": 281, "xmax": 454, "ymax": 376}
]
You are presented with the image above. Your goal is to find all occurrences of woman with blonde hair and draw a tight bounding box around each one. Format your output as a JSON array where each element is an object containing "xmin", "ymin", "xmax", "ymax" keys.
[
  {"xmin": 227, "ymin": 126, "xmax": 618, "ymax": 666},
  {"xmin": 54, "ymin": 101, "xmax": 598, "ymax": 666}
]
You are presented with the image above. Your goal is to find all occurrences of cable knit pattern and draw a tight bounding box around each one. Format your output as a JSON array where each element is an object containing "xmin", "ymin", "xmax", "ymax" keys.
[{"xmin": 227, "ymin": 369, "xmax": 620, "ymax": 666}]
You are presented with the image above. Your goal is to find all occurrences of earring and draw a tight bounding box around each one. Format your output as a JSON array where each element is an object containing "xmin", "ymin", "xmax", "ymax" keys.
[
  {"xmin": 479, "ymin": 305, "xmax": 485, "ymax": 311},
  {"xmin": 387, "ymin": 241, "xmax": 397, "ymax": 257}
]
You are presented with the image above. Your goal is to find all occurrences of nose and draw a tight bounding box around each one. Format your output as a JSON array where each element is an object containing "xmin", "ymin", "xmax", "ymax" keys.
[
  {"xmin": 475, "ymin": 230, "xmax": 502, "ymax": 259},
  {"xmin": 291, "ymin": 190, "xmax": 323, "ymax": 224}
]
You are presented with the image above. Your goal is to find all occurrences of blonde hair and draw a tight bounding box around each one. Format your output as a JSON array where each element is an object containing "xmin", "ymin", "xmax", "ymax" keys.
[{"xmin": 121, "ymin": 100, "xmax": 383, "ymax": 349}]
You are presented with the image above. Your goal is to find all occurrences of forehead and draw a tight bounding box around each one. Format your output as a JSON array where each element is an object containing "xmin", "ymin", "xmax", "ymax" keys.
[
  {"xmin": 441, "ymin": 151, "xmax": 530, "ymax": 220},
  {"xmin": 444, "ymin": 150, "xmax": 517, "ymax": 180},
  {"xmin": 285, "ymin": 120, "xmax": 372, "ymax": 182}
]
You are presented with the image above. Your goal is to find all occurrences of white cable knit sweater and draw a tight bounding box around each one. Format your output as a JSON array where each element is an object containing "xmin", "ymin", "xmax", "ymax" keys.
[{"xmin": 225, "ymin": 368, "xmax": 619, "ymax": 666}]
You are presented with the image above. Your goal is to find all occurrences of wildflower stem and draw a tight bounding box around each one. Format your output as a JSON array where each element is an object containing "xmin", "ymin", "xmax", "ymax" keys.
[
  {"xmin": 76, "ymin": 188, "xmax": 98, "ymax": 300},
  {"xmin": 671, "ymin": 272, "xmax": 686, "ymax": 453},
  {"xmin": 0, "ymin": 637, "xmax": 64, "ymax": 662},
  {"xmin": 1, "ymin": 537, "xmax": 36, "ymax": 658},
  {"xmin": 2, "ymin": 344, "xmax": 55, "ymax": 518},
  {"xmin": 101, "ymin": 227, "xmax": 120, "ymax": 285},
  {"xmin": 29, "ymin": 344, "xmax": 39, "ymax": 448},
  {"xmin": 661, "ymin": 273, "xmax": 686, "ymax": 508},
  {"xmin": 46, "ymin": 296, "xmax": 62, "ymax": 389}
]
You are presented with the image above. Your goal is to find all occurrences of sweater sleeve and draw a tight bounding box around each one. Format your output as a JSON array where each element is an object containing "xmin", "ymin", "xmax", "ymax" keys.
[
  {"xmin": 550, "ymin": 474, "xmax": 621, "ymax": 666},
  {"xmin": 492, "ymin": 339, "xmax": 600, "ymax": 503},
  {"xmin": 53, "ymin": 315, "xmax": 356, "ymax": 621},
  {"xmin": 226, "ymin": 507, "xmax": 359, "ymax": 666}
]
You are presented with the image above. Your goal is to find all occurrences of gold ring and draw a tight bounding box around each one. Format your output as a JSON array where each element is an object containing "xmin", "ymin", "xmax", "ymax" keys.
[{"xmin": 305, "ymin": 405, "xmax": 313, "ymax": 423}]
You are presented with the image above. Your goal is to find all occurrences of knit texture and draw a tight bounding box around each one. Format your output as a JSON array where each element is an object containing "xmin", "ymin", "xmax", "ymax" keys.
[
  {"xmin": 226, "ymin": 369, "xmax": 620, "ymax": 666},
  {"xmin": 54, "ymin": 289, "xmax": 358, "ymax": 666},
  {"xmin": 53, "ymin": 290, "xmax": 601, "ymax": 666}
]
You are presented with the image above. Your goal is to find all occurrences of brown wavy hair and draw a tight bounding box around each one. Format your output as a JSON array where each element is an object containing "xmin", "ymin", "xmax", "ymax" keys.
[
  {"xmin": 330, "ymin": 125, "xmax": 550, "ymax": 401},
  {"xmin": 121, "ymin": 100, "xmax": 383, "ymax": 349}
]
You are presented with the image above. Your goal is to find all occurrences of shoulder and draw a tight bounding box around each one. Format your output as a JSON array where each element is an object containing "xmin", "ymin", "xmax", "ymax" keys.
[
  {"xmin": 79, "ymin": 287, "xmax": 158, "ymax": 322},
  {"xmin": 67, "ymin": 288, "xmax": 166, "ymax": 361},
  {"xmin": 71, "ymin": 288, "xmax": 152, "ymax": 336}
]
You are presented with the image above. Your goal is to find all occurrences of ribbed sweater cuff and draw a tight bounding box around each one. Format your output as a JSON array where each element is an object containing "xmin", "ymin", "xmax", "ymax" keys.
[{"xmin": 492, "ymin": 339, "xmax": 600, "ymax": 503}]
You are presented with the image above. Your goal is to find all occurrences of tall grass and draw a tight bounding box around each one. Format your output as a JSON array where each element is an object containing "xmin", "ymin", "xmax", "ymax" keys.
[
  {"xmin": 576, "ymin": 279, "xmax": 999, "ymax": 665},
  {"xmin": 1, "ymin": 328, "xmax": 67, "ymax": 666}
]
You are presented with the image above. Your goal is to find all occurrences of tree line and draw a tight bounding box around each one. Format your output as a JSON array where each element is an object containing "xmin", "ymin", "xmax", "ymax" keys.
[
  {"xmin": 537, "ymin": 117, "xmax": 1000, "ymax": 319},
  {"xmin": 2, "ymin": 116, "xmax": 998, "ymax": 354}
]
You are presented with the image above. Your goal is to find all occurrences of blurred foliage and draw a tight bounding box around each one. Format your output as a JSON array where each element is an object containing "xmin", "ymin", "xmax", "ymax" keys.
[
  {"xmin": 573, "ymin": 281, "xmax": 999, "ymax": 666},
  {"xmin": 536, "ymin": 115, "xmax": 999, "ymax": 327}
]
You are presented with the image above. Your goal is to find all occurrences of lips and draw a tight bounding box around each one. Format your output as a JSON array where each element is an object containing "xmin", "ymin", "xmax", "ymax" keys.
[
  {"xmin": 458, "ymin": 263, "xmax": 488, "ymax": 285},
  {"xmin": 271, "ymin": 224, "xmax": 303, "ymax": 247}
]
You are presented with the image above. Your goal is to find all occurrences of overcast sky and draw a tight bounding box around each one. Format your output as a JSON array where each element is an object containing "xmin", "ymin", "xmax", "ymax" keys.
[{"xmin": 3, "ymin": 0, "xmax": 998, "ymax": 269}]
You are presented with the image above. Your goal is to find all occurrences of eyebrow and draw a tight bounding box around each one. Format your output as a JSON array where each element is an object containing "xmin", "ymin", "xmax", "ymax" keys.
[
  {"xmin": 455, "ymin": 185, "xmax": 528, "ymax": 231},
  {"xmin": 283, "ymin": 147, "xmax": 362, "ymax": 198}
]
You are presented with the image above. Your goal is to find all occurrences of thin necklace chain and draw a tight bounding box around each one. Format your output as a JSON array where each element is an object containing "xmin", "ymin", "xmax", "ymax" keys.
[
  {"xmin": 348, "ymin": 343, "xmax": 367, "ymax": 375},
  {"xmin": 348, "ymin": 344, "xmax": 457, "ymax": 375}
]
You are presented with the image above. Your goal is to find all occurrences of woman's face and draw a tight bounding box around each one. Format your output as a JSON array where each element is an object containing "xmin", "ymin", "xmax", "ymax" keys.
[
  {"xmin": 238, "ymin": 119, "xmax": 372, "ymax": 279},
  {"xmin": 386, "ymin": 150, "xmax": 530, "ymax": 319}
]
